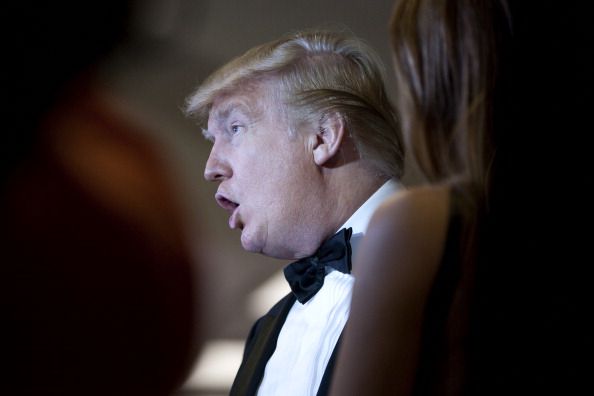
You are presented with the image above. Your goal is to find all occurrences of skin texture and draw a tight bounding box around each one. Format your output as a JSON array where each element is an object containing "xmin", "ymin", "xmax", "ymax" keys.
[
  {"xmin": 203, "ymin": 81, "xmax": 383, "ymax": 260},
  {"xmin": 329, "ymin": 184, "xmax": 451, "ymax": 395}
]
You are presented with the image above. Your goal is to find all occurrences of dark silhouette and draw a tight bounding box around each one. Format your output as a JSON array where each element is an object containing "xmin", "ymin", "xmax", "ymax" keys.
[{"xmin": 2, "ymin": 4, "xmax": 202, "ymax": 395}]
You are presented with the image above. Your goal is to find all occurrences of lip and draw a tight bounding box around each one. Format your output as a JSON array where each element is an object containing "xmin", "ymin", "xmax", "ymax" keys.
[{"xmin": 215, "ymin": 192, "xmax": 242, "ymax": 229}]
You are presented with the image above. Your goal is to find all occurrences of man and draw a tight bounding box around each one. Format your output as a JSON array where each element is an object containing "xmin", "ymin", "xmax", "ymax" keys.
[{"xmin": 185, "ymin": 29, "xmax": 404, "ymax": 396}]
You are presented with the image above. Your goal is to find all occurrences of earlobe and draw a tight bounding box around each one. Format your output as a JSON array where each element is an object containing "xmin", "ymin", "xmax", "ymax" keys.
[{"xmin": 313, "ymin": 112, "xmax": 345, "ymax": 166}]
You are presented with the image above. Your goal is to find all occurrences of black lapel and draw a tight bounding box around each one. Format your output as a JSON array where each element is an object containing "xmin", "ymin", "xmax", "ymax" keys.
[{"xmin": 230, "ymin": 293, "xmax": 296, "ymax": 396}]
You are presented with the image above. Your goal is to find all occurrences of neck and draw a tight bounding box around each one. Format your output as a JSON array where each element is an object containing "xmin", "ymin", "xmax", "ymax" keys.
[{"xmin": 320, "ymin": 161, "xmax": 388, "ymax": 241}]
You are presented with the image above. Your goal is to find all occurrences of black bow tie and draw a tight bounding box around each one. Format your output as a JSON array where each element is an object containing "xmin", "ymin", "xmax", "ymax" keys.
[{"xmin": 283, "ymin": 228, "xmax": 353, "ymax": 304}]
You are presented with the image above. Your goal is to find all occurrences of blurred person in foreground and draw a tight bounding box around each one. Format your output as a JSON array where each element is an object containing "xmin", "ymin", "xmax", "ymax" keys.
[
  {"xmin": 2, "ymin": 3, "xmax": 202, "ymax": 396},
  {"xmin": 331, "ymin": 0, "xmax": 594, "ymax": 394},
  {"xmin": 185, "ymin": 29, "xmax": 404, "ymax": 395},
  {"xmin": 330, "ymin": 0, "xmax": 511, "ymax": 394}
]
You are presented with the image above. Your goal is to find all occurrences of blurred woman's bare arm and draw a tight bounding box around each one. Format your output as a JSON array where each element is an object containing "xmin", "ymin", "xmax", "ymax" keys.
[{"xmin": 330, "ymin": 186, "xmax": 450, "ymax": 396}]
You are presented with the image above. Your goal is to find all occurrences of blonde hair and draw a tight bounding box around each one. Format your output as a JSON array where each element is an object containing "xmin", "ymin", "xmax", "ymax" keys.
[{"xmin": 185, "ymin": 29, "xmax": 404, "ymax": 179}]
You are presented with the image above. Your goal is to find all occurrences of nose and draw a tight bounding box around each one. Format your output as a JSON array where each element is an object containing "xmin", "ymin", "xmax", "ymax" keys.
[{"xmin": 204, "ymin": 146, "xmax": 231, "ymax": 182}]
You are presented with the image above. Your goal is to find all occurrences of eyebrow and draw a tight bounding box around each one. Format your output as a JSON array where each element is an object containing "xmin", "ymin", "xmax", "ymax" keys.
[{"xmin": 202, "ymin": 100, "xmax": 254, "ymax": 141}]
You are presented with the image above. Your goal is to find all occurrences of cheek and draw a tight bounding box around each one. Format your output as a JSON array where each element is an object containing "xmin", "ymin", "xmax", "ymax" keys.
[
  {"xmin": 270, "ymin": 168, "xmax": 314, "ymax": 223},
  {"xmin": 240, "ymin": 140, "xmax": 312, "ymax": 214},
  {"xmin": 247, "ymin": 150, "xmax": 291, "ymax": 187}
]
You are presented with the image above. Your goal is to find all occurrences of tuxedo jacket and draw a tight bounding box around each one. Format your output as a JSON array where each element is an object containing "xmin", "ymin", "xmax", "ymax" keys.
[{"xmin": 229, "ymin": 293, "xmax": 341, "ymax": 396}]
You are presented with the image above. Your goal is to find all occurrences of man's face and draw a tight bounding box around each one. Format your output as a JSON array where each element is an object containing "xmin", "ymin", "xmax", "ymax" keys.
[{"xmin": 203, "ymin": 84, "xmax": 325, "ymax": 259}]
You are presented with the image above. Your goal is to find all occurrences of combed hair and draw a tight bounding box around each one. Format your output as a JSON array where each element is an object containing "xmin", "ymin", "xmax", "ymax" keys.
[{"xmin": 185, "ymin": 29, "xmax": 404, "ymax": 179}]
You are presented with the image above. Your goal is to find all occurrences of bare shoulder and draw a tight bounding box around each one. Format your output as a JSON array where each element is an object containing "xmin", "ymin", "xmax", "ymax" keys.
[
  {"xmin": 373, "ymin": 184, "xmax": 450, "ymax": 230},
  {"xmin": 365, "ymin": 184, "xmax": 451, "ymax": 251},
  {"xmin": 354, "ymin": 184, "xmax": 451, "ymax": 290}
]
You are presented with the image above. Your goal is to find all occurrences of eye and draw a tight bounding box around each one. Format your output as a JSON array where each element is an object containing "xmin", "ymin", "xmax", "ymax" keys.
[{"xmin": 230, "ymin": 124, "xmax": 244, "ymax": 134}]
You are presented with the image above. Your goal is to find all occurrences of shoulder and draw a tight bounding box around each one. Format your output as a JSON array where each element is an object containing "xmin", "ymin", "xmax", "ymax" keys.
[
  {"xmin": 365, "ymin": 185, "xmax": 451, "ymax": 255},
  {"xmin": 373, "ymin": 184, "xmax": 450, "ymax": 230},
  {"xmin": 354, "ymin": 185, "xmax": 452, "ymax": 295},
  {"xmin": 332, "ymin": 185, "xmax": 455, "ymax": 395}
]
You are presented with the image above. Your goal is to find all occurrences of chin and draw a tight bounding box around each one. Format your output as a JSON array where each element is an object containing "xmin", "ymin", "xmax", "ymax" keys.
[
  {"xmin": 240, "ymin": 230, "xmax": 264, "ymax": 255},
  {"xmin": 239, "ymin": 227, "xmax": 300, "ymax": 259},
  {"xmin": 263, "ymin": 243, "xmax": 304, "ymax": 260}
]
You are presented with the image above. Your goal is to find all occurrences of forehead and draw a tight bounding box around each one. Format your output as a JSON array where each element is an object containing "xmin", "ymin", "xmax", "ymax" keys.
[
  {"xmin": 209, "ymin": 94, "xmax": 255, "ymax": 124},
  {"xmin": 204, "ymin": 81, "xmax": 285, "ymax": 138},
  {"xmin": 210, "ymin": 81, "xmax": 266, "ymax": 117},
  {"xmin": 217, "ymin": 78, "xmax": 276, "ymax": 115}
]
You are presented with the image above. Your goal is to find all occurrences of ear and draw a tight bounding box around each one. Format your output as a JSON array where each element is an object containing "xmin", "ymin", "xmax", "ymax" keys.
[{"xmin": 312, "ymin": 112, "xmax": 346, "ymax": 166}]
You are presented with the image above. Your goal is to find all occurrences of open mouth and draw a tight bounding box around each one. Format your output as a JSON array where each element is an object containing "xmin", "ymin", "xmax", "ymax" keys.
[
  {"xmin": 215, "ymin": 193, "xmax": 242, "ymax": 229},
  {"xmin": 215, "ymin": 193, "xmax": 239, "ymax": 213}
]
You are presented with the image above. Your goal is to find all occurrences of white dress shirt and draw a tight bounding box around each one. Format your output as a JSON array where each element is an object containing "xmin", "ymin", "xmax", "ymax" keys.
[{"xmin": 257, "ymin": 179, "xmax": 401, "ymax": 396}]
